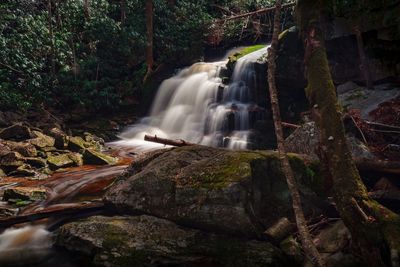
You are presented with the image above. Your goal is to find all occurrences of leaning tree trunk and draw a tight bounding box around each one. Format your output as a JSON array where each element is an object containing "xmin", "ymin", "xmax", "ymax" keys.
[
  {"xmin": 296, "ymin": 1, "xmax": 400, "ymax": 266},
  {"xmin": 143, "ymin": 0, "xmax": 154, "ymax": 82},
  {"xmin": 267, "ymin": 1, "xmax": 325, "ymax": 266}
]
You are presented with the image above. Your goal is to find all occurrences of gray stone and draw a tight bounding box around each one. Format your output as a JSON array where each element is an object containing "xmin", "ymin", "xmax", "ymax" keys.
[
  {"xmin": 105, "ymin": 146, "xmax": 322, "ymax": 237},
  {"xmin": 56, "ymin": 215, "xmax": 290, "ymax": 267},
  {"xmin": 28, "ymin": 131, "xmax": 55, "ymax": 148},
  {"xmin": 285, "ymin": 122, "xmax": 375, "ymax": 160},
  {"xmin": 0, "ymin": 124, "xmax": 31, "ymax": 141},
  {"xmin": 337, "ymin": 81, "xmax": 360, "ymax": 94}
]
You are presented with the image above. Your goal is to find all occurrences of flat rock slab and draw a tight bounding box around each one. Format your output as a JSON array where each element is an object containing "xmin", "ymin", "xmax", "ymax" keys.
[
  {"xmin": 104, "ymin": 146, "xmax": 323, "ymax": 237},
  {"xmin": 56, "ymin": 215, "xmax": 290, "ymax": 267}
]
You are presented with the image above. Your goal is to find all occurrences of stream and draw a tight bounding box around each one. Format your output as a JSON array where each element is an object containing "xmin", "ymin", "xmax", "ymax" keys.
[{"xmin": 0, "ymin": 45, "xmax": 270, "ymax": 266}]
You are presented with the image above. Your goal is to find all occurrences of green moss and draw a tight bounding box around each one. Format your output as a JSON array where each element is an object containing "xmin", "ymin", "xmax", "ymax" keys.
[{"xmin": 278, "ymin": 29, "xmax": 289, "ymax": 41}]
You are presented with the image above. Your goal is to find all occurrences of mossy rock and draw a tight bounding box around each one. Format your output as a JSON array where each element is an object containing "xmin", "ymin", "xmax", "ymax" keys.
[
  {"xmin": 0, "ymin": 152, "xmax": 24, "ymax": 167},
  {"xmin": 3, "ymin": 187, "xmax": 47, "ymax": 202},
  {"xmin": 24, "ymin": 157, "xmax": 47, "ymax": 168},
  {"xmin": 68, "ymin": 152, "xmax": 83, "ymax": 166},
  {"xmin": 68, "ymin": 136, "xmax": 87, "ymax": 152},
  {"xmin": 9, "ymin": 164, "xmax": 37, "ymax": 177},
  {"xmin": 56, "ymin": 215, "xmax": 291, "ymax": 267},
  {"xmin": 105, "ymin": 146, "xmax": 324, "ymax": 237},
  {"xmin": 0, "ymin": 124, "xmax": 31, "ymax": 141},
  {"xmin": 226, "ymin": 44, "xmax": 267, "ymax": 77},
  {"xmin": 83, "ymin": 149, "xmax": 117, "ymax": 165},
  {"xmin": 29, "ymin": 131, "xmax": 55, "ymax": 148},
  {"xmin": 3, "ymin": 141, "xmax": 37, "ymax": 157},
  {"xmin": 47, "ymin": 154, "xmax": 75, "ymax": 170}
]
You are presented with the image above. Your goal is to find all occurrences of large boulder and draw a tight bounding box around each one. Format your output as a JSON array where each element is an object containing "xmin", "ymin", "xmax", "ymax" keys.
[
  {"xmin": 56, "ymin": 215, "xmax": 290, "ymax": 267},
  {"xmin": 104, "ymin": 146, "xmax": 323, "ymax": 237},
  {"xmin": 285, "ymin": 122, "xmax": 375, "ymax": 160}
]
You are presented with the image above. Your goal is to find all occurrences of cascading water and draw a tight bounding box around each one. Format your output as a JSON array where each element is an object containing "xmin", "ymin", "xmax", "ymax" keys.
[{"xmin": 116, "ymin": 45, "xmax": 269, "ymax": 151}]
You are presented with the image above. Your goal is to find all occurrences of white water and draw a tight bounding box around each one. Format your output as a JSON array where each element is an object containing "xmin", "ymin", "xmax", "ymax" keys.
[
  {"xmin": 115, "ymin": 46, "xmax": 269, "ymax": 151},
  {"xmin": 0, "ymin": 225, "xmax": 53, "ymax": 266}
]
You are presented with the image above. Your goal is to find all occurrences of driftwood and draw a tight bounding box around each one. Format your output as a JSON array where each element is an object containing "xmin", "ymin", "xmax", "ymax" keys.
[
  {"xmin": 144, "ymin": 135, "xmax": 195, "ymax": 147},
  {"xmin": 0, "ymin": 202, "xmax": 104, "ymax": 228},
  {"xmin": 214, "ymin": 2, "xmax": 296, "ymax": 23}
]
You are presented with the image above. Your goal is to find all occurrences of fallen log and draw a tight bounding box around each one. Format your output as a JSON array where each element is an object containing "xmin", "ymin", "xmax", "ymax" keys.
[
  {"xmin": 0, "ymin": 202, "xmax": 104, "ymax": 228},
  {"xmin": 144, "ymin": 135, "xmax": 195, "ymax": 147},
  {"xmin": 355, "ymin": 158, "xmax": 400, "ymax": 175}
]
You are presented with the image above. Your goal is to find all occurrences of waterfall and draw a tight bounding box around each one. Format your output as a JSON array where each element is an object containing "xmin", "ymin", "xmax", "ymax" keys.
[
  {"xmin": 116, "ymin": 46, "xmax": 269, "ymax": 151},
  {"xmin": 0, "ymin": 225, "xmax": 53, "ymax": 266}
]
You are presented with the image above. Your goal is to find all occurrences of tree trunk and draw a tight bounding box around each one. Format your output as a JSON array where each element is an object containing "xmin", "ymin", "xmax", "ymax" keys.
[
  {"xmin": 296, "ymin": 1, "xmax": 400, "ymax": 266},
  {"xmin": 120, "ymin": 0, "xmax": 126, "ymax": 26},
  {"xmin": 144, "ymin": 0, "xmax": 154, "ymax": 82},
  {"xmin": 47, "ymin": 0, "xmax": 56, "ymax": 78},
  {"xmin": 83, "ymin": 0, "xmax": 90, "ymax": 20},
  {"xmin": 267, "ymin": 1, "xmax": 325, "ymax": 266}
]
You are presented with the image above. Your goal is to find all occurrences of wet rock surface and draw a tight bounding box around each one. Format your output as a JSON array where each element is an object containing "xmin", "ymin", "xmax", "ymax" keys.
[
  {"xmin": 104, "ymin": 145, "xmax": 324, "ymax": 237},
  {"xmin": 56, "ymin": 215, "xmax": 290, "ymax": 267}
]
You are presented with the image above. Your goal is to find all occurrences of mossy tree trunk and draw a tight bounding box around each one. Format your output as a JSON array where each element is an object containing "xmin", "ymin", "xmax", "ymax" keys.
[
  {"xmin": 267, "ymin": 1, "xmax": 324, "ymax": 266},
  {"xmin": 297, "ymin": 1, "xmax": 400, "ymax": 266}
]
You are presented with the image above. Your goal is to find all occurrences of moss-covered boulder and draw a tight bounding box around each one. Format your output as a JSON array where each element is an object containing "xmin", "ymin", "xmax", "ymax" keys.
[
  {"xmin": 56, "ymin": 215, "xmax": 290, "ymax": 267},
  {"xmin": 29, "ymin": 131, "xmax": 55, "ymax": 149},
  {"xmin": 104, "ymin": 146, "xmax": 323, "ymax": 237},
  {"xmin": 0, "ymin": 124, "xmax": 31, "ymax": 141},
  {"xmin": 83, "ymin": 149, "xmax": 117, "ymax": 165},
  {"xmin": 68, "ymin": 136, "xmax": 87, "ymax": 152},
  {"xmin": 47, "ymin": 154, "xmax": 75, "ymax": 170}
]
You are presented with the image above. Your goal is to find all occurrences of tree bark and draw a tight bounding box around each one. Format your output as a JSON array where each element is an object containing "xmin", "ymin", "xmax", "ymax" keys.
[
  {"xmin": 296, "ymin": 1, "xmax": 400, "ymax": 266},
  {"xmin": 120, "ymin": 0, "xmax": 126, "ymax": 26},
  {"xmin": 47, "ymin": 0, "xmax": 56, "ymax": 78},
  {"xmin": 83, "ymin": 0, "xmax": 90, "ymax": 20},
  {"xmin": 267, "ymin": 1, "xmax": 325, "ymax": 266},
  {"xmin": 144, "ymin": 0, "xmax": 154, "ymax": 83}
]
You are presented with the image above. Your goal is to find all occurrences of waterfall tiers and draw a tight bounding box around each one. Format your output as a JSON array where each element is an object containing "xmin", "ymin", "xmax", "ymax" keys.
[{"xmin": 115, "ymin": 45, "xmax": 270, "ymax": 151}]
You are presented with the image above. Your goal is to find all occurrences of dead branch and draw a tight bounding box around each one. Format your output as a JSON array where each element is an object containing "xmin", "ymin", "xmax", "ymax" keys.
[
  {"xmin": 144, "ymin": 135, "xmax": 196, "ymax": 147},
  {"xmin": 214, "ymin": 2, "xmax": 296, "ymax": 23},
  {"xmin": 282, "ymin": 122, "xmax": 300, "ymax": 129}
]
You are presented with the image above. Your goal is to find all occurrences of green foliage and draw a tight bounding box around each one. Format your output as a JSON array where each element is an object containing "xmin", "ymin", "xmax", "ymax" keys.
[{"xmin": 0, "ymin": 0, "xmax": 285, "ymax": 112}]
